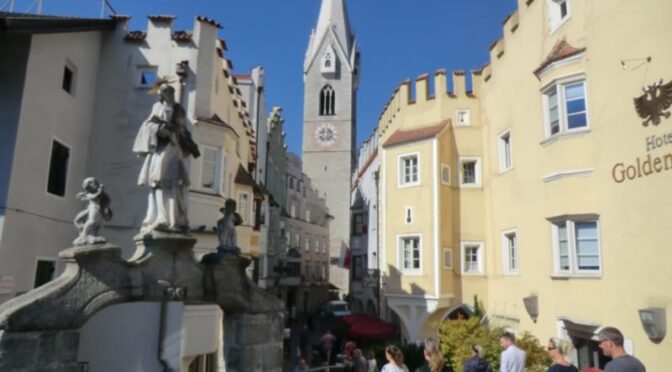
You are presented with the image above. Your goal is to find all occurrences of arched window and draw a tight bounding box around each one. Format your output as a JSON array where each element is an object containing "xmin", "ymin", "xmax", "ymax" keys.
[{"xmin": 319, "ymin": 85, "xmax": 336, "ymax": 116}]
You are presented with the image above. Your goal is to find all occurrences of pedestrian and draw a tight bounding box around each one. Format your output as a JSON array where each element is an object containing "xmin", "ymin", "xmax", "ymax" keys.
[
  {"xmin": 546, "ymin": 338, "xmax": 578, "ymax": 372},
  {"xmin": 598, "ymin": 327, "xmax": 646, "ymax": 372},
  {"xmin": 499, "ymin": 331, "xmax": 526, "ymax": 372},
  {"xmin": 415, "ymin": 338, "xmax": 449, "ymax": 372},
  {"xmin": 367, "ymin": 351, "xmax": 379, "ymax": 372},
  {"xmin": 354, "ymin": 348, "xmax": 368, "ymax": 372},
  {"xmin": 345, "ymin": 340, "xmax": 357, "ymax": 361},
  {"xmin": 299, "ymin": 324, "xmax": 311, "ymax": 358},
  {"xmin": 291, "ymin": 305, "xmax": 298, "ymax": 323},
  {"xmin": 463, "ymin": 344, "xmax": 492, "ymax": 372},
  {"xmin": 295, "ymin": 356, "xmax": 310, "ymax": 372},
  {"xmin": 382, "ymin": 345, "xmax": 409, "ymax": 372},
  {"xmin": 321, "ymin": 330, "xmax": 337, "ymax": 364}
]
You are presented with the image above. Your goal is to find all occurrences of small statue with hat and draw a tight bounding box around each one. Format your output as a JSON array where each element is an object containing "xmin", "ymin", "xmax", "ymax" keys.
[{"xmin": 217, "ymin": 199, "xmax": 243, "ymax": 255}]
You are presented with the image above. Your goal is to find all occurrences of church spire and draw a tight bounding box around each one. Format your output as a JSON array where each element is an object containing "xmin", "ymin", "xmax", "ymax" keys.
[{"xmin": 305, "ymin": 0, "xmax": 355, "ymax": 73}]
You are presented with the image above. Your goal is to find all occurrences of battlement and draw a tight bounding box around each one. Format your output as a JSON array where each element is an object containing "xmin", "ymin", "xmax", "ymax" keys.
[{"xmin": 377, "ymin": 69, "xmax": 480, "ymax": 136}]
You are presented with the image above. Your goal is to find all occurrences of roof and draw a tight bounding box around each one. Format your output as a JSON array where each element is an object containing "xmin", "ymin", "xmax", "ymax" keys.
[
  {"xmin": 304, "ymin": 0, "xmax": 354, "ymax": 72},
  {"xmin": 234, "ymin": 165, "xmax": 263, "ymax": 197},
  {"xmin": 172, "ymin": 30, "xmax": 192, "ymax": 42},
  {"xmin": 382, "ymin": 121, "xmax": 450, "ymax": 148},
  {"xmin": 0, "ymin": 11, "xmax": 116, "ymax": 34},
  {"xmin": 534, "ymin": 40, "xmax": 586, "ymax": 76},
  {"xmin": 197, "ymin": 114, "xmax": 238, "ymax": 137},
  {"xmin": 124, "ymin": 30, "xmax": 146, "ymax": 42}
]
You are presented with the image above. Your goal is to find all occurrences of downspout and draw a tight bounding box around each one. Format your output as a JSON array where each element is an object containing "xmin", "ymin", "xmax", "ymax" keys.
[
  {"xmin": 158, "ymin": 293, "xmax": 171, "ymax": 372},
  {"xmin": 374, "ymin": 170, "xmax": 381, "ymax": 318}
]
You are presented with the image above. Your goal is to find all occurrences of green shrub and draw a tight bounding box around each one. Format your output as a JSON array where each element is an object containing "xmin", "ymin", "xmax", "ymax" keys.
[{"xmin": 437, "ymin": 318, "xmax": 551, "ymax": 372}]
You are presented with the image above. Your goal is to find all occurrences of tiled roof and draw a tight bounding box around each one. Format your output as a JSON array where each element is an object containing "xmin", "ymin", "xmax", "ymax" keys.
[
  {"xmin": 124, "ymin": 30, "xmax": 146, "ymax": 42},
  {"xmin": 196, "ymin": 15, "xmax": 222, "ymax": 29},
  {"xmin": 382, "ymin": 121, "xmax": 450, "ymax": 148},
  {"xmin": 148, "ymin": 15, "xmax": 175, "ymax": 22},
  {"xmin": 534, "ymin": 40, "xmax": 585, "ymax": 76},
  {"xmin": 233, "ymin": 74, "xmax": 252, "ymax": 80},
  {"xmin": 172, "ymin": 30, "xmax": 192, "ymax": 42}
]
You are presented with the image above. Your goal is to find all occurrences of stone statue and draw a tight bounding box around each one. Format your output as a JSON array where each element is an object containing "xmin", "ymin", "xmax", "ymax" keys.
[
  {"xmin": 217, "ymin": 199, "xmax": 243, "ymax": 254},
  {"xmin": 133, "ymin": 78, "xmax": 200, "ymax": 233},
  {"xmin": 73, "ymin": 177, "xmax": 113, "ymax": 246}
]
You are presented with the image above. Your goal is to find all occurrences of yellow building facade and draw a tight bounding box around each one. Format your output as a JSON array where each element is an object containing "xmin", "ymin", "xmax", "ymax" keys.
[{"xmin": 378, "ymin": 0, "xmax": 672, "ymax": 369}]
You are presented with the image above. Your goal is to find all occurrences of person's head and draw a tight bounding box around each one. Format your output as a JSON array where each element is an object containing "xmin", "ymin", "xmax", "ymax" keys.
[
  {"xmin": 500, "ymin": 331, "xmax": 516, "ymax": 349},
  {"xmin": 297, "ymin": 357, "xmax": 307, "ymax": 368},
  {"xmin": 598, "ymin": 327, "xmax": 625, "ymax": 357},
  {"xmin": 385, "ymin": 345, "xmax": 403, "ymax": 365},
  {"xmin": 354, "ymin": 348, "xmax": 363, "ymax": 359},
  {"xmin": 367, "ymin": 351, "xmax": 375, "ymax": 360},
  {"xmin": 424, "ymin": 338, "xmax": 445, "ymax": 372},
  {"xmin": 548, "ymin": 338, "xmax": 574, "ymax": 363},
  {"xmin": 471, "ymin": 344, "xmax": 485, "ymax": 358},
  {"xmin": 158, "ymin": 83, "xmax": 175, "ymax": 104}
]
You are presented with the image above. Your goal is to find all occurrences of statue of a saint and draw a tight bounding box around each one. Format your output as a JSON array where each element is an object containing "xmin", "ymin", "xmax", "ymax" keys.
[
  {"xmin": 73, "ymin": 177, "xmax": 113, "ymax": 246},
  {"xmin": 133, "ymin": 78, "xmax": 200, "ymax": 233},
  {"xmin": 217, "ymin": 199, "xmax": 243, "ymax": 254}
]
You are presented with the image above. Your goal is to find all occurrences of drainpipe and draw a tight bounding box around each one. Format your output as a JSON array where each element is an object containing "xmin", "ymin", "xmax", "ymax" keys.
[
  {"xmin": 157, "ymin": 279, "xmax": 178, "ymax": 372},
  {"xmin": 374, "ymin": 170, "xmax": 381, "ymax": 318}
]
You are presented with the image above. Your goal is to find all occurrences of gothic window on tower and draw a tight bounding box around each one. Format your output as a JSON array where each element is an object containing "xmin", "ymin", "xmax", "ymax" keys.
[{"xmin": 319, "ymin": 85, "xmax": 336, "ymax": 116}]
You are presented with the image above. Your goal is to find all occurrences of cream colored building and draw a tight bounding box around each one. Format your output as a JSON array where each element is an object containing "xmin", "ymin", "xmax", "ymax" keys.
[{"xmin": 377, "ymin": 0, "xmax": 672, "ymax": 369}]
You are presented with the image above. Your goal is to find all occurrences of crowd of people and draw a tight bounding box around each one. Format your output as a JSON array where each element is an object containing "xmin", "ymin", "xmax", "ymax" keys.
[{"xmin": 291, "ymin": 313, "xmax": 645, "ymax": 372}]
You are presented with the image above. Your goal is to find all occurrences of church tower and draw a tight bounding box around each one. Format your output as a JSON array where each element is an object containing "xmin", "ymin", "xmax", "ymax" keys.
[{"xmin": 302, "ymin": 0, "xmax": 359, "ymax": 293}]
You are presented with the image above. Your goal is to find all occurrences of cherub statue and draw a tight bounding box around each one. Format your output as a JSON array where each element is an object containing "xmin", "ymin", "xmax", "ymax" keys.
[
  {"xmin": 217, "ymin": 199, "xmax": 243, "ymax": 254},
  {"xmin": 73, "ymin": 177, "xmax": 113, "ymax": 246}
]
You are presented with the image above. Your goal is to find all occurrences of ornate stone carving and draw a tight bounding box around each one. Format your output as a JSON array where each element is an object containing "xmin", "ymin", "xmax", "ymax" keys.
[
  {"xmin": 217, "ymin": 199, "xmax": 243, "ymax": 255},
  {"xmin": 73, "ymin": 177, "xmax": 113, "ymax": 246},
  {"xmin": 133, "ymin": 78, "xmax": 200, "ymax": 234}
]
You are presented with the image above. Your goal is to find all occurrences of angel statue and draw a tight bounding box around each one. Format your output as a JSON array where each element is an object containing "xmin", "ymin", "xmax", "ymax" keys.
[
  {"xmin": 73, "ymin": 177, "xmax": 113, "ymax": 246},
  {"xmin": 133, "ymin": 77, "xmax": 200, "ymax": 233},
  {"xmin": 217, "ymin": 199, "xmax": 243, "ymax": 255}
]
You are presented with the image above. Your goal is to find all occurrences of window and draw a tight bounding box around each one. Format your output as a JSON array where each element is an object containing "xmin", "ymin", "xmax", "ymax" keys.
[
  {"xmin": 399, "ymin": 235, "xmax": 421, "ymax": 273},
  {"xmin": 543, "ymin": 78, "xmax": 588, "ymax": 138},
  {"xmin": 290, "ymin": 203, "xmax": 297, "ymax": 218},
  {"xmin": 201, "ymin": 146, "xmax": 221, "ymax": 192},
  {"xmin": 295, "ymin": 232, "xmax": 301, "ymax": 247},
  {"xmin": 34, "ymin": 260, "xmax": 55, "ymax": 288},
  {"xmin": 352, "ymin": 256, "xmax": 364, "ymax": 280},
  {"xmin": 550, "ymin": 216, "xmax": 601, "ymax": 275},
  {"xmin": 502, "ymin": 230, "xmax": 519, "ymax": 275},
  {"xmin": 322, "ymin": 240, "xmax": 327, "ymax": 254},
  {"xmin": 319, "ymin": 85, "xmax": 336, "ymax": 116},
  {"xmin": 455, "ymin": 109, "xmax": 471, "ymax": 126},
  {"xmin": 47, "ymin": 140, "xmax": 70, "ymax": 197},
  {"xmin": 443, "ymin": 248, "xmax": 453, "ymax": 269},
  {"xmin": 305, "ymin": 209, "xmax": 311, "ymax": 223},
  {"xmin": 499, "ymin": 130, "xmax": 513, "ymax": 172},
  {"xmin": 398, "ymin": 153, "xmax": 419, "ymax": 187},
  {"xmin": 289, "ymin": 176, "xmax": 294, "ymax": 190},
  {"xmin": 62, "ymin": 63, "xmax": 76, "ymax": 95},
  {"xmin": 305, "ymin": 237, "xmax": 310, "ymax": 252},
  {"xmin": 459, "ymin": 157, "xmax": 482, "ymax": 188},
  {"xmin": 321, "ymin": 46, "xmax": 337, "ymax": 74},
  {"xmin": 441, "ymin": 164, "xmax": 451, "ymax": 185},
  {"xmin": 353, "ymin": 213, "xmax": 365, "ymax": 235},
  {"xmin": 315, "ymin": 239, "xmax": 320, "ymax": 253},
  {"xmin": 461, "ymin": 241, "xmax": 484, "ymax": 275},
  {"xmin": 548, "ymin": 0, "xmax": 570, "ymax": 32},
  {"xmin": 138, "ymin": 66, "xmax": 158, "ymax": 88},
  {"xmin": 238, "ymin": 193, "xmax": 249, "ymax": 224}
]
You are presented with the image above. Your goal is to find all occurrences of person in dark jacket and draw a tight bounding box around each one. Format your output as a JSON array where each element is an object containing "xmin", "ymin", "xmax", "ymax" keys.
[{"xmin": 463, "ymin": 345, "xmax": 492, "ymax": 372}]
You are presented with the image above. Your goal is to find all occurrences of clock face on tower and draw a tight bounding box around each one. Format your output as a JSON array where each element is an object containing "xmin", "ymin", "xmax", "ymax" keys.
[{"xmin": 315, "ymin": 124, "xmax": 337, "ymax": 146}]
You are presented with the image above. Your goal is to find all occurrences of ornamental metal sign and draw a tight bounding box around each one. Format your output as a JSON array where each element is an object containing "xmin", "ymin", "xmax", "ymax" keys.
[
  {"xmin": 634, "ymin": 79, "xmax": 672, "ymax": 126},
  {"xmin": 363, "ymin": 269, "xmax": 380, "ymax": 288}
]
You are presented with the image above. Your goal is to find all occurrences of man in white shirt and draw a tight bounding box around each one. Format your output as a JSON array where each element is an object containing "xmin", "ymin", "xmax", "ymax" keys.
[{"xmin": 500, "ymin": 331, "xmax": 526, "ymax": 372}]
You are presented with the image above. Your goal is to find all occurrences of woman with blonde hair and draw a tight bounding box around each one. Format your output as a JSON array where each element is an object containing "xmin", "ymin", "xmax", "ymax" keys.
[
  {"xmin": 547, "ymin": 338, "xmax": 578, "ymax": 372},
  {"xmin": 414, "ymin": 338, "xmax": 449, "ymax": 372}
]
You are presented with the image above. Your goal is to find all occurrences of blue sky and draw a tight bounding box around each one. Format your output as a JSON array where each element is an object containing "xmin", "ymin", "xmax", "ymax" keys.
[{"xmin": 10, "ymin": 0, "xmax": 517, "ymax": 156}]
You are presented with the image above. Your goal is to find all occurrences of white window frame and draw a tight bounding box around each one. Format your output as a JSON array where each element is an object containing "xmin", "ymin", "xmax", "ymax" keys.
[
  {"xmin": 547, "ymin": 0, "xmax": 571, "ymax": 34},
  {"xmin": 443, "ymin": 248, "xmax": 453, "ymax": 270},
  {"xmin": 461, "ymin": 241, "xmax": 485, "ymax": 276},
  {"xmin": 458, "ymin": 157, "xmax": 482, "ymax": 188},
  {"xmin": 305, "ymin": 237, "xmax": 310, "ymax": 252},
  {"xmin": 237, "ymin": 192, "xmax": 251, "ymax": 225},
  {"xmin": 397, "ymin": 234, "xmax": 422, "ymax": 275},
  {"xmin": 315, "ymin": 239, "xmax": 320, "ymax": 253},
  {"xmin": 397, "ymin": 152, "xmax": 420, "ymax": 188},
  {"xmin": 455, "ymin": 109, "xmax": 471, "ymax": 126},
  {"xmin": 541, "ymin": 75, "xmax": 590, "ymax": 140},
  {"xmin": 498, "ymin": 129, "xmax": 514, "ymax": 173},
  {"xmin": 441, "ymin": 164, "xmax": 451, "ymax": 186},
  {"xmin": 200, "ymin": 145, "xmax": 222, "ymax": 193},
  {"xmin": 501, "ymin": 229, "xmax": 519, "ymax": 275},
  {"xmin": 549, "ymin": 215, "xmax": 602, "ymax": 277}
]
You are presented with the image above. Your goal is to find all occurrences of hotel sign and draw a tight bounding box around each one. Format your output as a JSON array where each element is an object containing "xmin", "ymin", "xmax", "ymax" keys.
[{"xmin": 612, "ymin": 79, "xmax": 672, "ymax": 183}]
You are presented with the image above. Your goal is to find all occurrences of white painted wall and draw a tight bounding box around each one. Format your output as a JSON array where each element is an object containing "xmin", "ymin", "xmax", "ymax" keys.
[{"xmin": 78, "ymin": 302, "xmax": 223, "ymax": 372}]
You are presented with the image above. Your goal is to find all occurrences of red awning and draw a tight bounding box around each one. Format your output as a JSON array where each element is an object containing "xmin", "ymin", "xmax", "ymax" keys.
[{"xmin": 341, "ymin": 314, "xmax": 397, "ymax": 340}]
